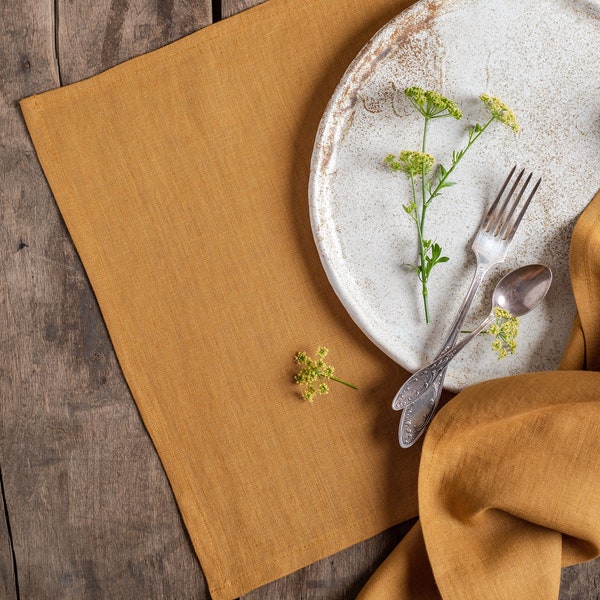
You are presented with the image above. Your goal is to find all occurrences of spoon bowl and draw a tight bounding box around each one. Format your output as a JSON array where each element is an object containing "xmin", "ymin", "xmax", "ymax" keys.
[{"xmin": 493, "ymin": 264, "xmax": 553, "ymax": 317}]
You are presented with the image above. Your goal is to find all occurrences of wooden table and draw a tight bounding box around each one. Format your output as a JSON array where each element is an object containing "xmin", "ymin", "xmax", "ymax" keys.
[{"xmin": 1, "ymin": 1, "xmax": 598, "ymax": 597}]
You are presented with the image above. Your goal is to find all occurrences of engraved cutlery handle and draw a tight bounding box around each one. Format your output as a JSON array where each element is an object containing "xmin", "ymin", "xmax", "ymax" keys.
[
  {"xmin": 393, "ymin": 314, "xmax": 493, "ymax": 412},
  {"xmin": 399, "ymin": 376, "xmax": 444, "ymax": 447},
  {"xmin": 392, "ymin": 264, "xmax": 490, "ymax": 411}
]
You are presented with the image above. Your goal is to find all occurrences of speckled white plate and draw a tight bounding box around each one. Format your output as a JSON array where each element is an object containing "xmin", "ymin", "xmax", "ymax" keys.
[{"xmin": 309, "ymin": 0, "xmax": 600, "ymax": 391}]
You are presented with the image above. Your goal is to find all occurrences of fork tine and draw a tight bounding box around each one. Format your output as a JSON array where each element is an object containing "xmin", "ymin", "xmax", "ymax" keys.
[
  {"xmin": 489, "ymin": 168, "xmax": 525, "ymax": 233},
  {"xmin": 481, "ymin": 164, "xmax": 516, "ymax": 230},
  {"xmin": 497, "ymin": 171, "xmax": 533, "ymax": 237},
  {"xmin": 502, "ymin": 176, "xmax": 541, "ymax": 241}
]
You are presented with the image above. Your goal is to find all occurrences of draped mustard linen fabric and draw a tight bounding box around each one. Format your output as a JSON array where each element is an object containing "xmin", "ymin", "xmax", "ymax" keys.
[
  {"xmin": 20, "ymin": 0, "xmax": 600, "ymax": 598},
  {"xmin": 358, "ymin": 190, "xmax": 600, "ymax": 600},
  {"xmin": 20, "ymin": 1, "xmax": 421, "ymax": 598}
]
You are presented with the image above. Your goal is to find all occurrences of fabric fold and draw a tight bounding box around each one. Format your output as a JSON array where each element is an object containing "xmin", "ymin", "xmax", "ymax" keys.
[{"xmin": 359, "ymin": 190, "xmax": 600, "ymax": 599}]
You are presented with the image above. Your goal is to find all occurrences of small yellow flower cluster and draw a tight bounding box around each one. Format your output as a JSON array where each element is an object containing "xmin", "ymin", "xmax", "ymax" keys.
[
  {"xmin": 405, "ymin": 86, "xmax": 462, "ymax": 120},
  {"xmin": 480, "ymin": 94, "xmax": 520, "ymax": 132},
  {"xmin": 404, "ymin": 86, "xmax": 427, "ymax": 105},
  {"xmin": 294, "ymin": 347, "xmax": 334, "ymax": 402},
  {"xmin": 425, "ymin": 90, "xmax": 462, "ymax": 120},
  {"xmin": 384, "ymin": 150, "xmax": 435, "ymax": 177},
  {"xmin": 294, "ymin": 347, "xmax": 357, "ymax": 402},
  {"xmin": 489, "ymin": 307, "xmax": 519, "ymax": 359}
]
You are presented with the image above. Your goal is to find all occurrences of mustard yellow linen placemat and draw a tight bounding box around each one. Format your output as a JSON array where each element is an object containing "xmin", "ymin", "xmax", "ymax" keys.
[{"xmin": 20, "ymin": 1, "xmax": 420, "ymax": 598}]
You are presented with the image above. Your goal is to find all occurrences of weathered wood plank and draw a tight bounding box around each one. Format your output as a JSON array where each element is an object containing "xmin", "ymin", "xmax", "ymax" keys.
[
  {"xmin": 561, "ymin": 561, "xmax": 600, "ymax": 600},
  {"xmin": 57, "ymin": 0, "xmax": 212, "ymax": 84},
  {"xmin": 1, "ymin": 0, "xmax": 211, "ymax": 597},
  {"xmin": 222, "ymin": 0, "xmax": 267, "ymax": 19},
  {"xmin": 1, "ymin": 4, "xmax": 64, "ymax": 598},
  {"xmin": 0, "ymin": 470, "xmax": 17, "ymax": 600}
]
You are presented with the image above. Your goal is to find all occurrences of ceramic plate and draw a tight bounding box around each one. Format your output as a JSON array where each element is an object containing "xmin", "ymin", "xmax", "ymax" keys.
[{"xmin": 309, "ymin": 0, "xmax": 600, "ymax": 391}]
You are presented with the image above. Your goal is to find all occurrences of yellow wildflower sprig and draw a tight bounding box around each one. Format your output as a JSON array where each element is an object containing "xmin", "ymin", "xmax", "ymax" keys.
[
  {"xmin": 488, "ymin": 307, "xmax": 519, "ymax": 359},
  {"xmin": 404, "ymin": 87, "xmax": 462, "ymax": 120},
  {"xmin": 463, "ymin": 307, "xmax": 520, "ymax": 359},
  {"xmin": 294, "ymin": 347, "xmax": 358, "ymax": 403},
  {"xmin": 384, "ymin": 150, "xmax": 435, "ymax": 177},
  {"xmin": 384, "ymin": 87, "xmax": 519, "ymax": 324},
  {"xmin": 480, "ymin": 94, "xmax": 519, "ymax": 132}
]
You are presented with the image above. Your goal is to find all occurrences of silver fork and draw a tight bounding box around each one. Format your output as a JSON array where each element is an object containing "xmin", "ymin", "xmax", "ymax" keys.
[{"xmin": 391, "ymin": 166, "xmax": 541, "ymax": 447}]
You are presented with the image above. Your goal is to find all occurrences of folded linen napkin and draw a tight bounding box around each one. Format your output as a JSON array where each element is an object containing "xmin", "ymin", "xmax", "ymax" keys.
[
  {"xmin": 358, "ymin": 190, "xmax": 600, "ymax": 599},
  {"xmin": 20, "ymin": 0, "xmax": 600, "ymax": 598},
  {"xmin": 20, "ymin": 0, "xmax": 420, "ymax": 598}
]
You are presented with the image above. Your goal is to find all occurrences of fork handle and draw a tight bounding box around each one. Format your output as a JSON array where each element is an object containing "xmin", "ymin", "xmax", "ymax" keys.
[
  {"xmin": 392, "ymin": 262, "xmax": 491, "ymax": 411},
  {"xmin": 392, "ymin": 313, "xmax": 494, "ymax": 412},
  {"xmin": 395, "ymin": 262, "xmax": 494, "ymax": 447},
  {"xmin": 398, "ymin": 382, "xmax": 441, "ymax": 447}
]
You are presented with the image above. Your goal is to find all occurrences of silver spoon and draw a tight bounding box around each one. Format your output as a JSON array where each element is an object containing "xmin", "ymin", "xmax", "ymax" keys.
[{"xmin": 392, "ymin": 264, "xmax": 552, "ymax": 417}]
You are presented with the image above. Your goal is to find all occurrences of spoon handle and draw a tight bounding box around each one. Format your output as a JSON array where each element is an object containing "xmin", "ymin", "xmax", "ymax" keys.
[
  {"xmin": 391, "ymin": 312, "xmax": 495, "ymax": 411},
  {"xmin": 392, "ymin": 263, "xmax": 490, "ymax": 411}
]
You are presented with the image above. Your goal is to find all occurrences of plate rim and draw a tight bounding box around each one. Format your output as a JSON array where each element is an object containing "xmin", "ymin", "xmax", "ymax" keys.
[{"xmin": 308, "ymin": 0, "xmax": 457, "ymax": 383}]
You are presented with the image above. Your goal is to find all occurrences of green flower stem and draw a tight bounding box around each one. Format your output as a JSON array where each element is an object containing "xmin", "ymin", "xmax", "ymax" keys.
[
  {"xmin": 419, "ymin": 202, "xmax": 431, "ymax": 323},
  {"xmin": 410, "ymin": 172, "xmax": 431, "ymax": 322},
  {"xmin": 427, "ymin": 116, "xmax": 495, "ymax": 205},
  {"xmin": 419, "ymin": 116, "xmax": 435, "ymax": 323},
  {"xmin": 421, "ymin": 115, "xmax": 430, "ymax": 153},
  {"xmin": 416, "ymin": 117, "xmax": 495, "ymax": 322},
  {"xmin": 420, "ymin": 116, "xmax": 431, "ymax": 322},
  {"xmin": 329, "ymin": 376, "xmax": 359, "ymax": 390}
]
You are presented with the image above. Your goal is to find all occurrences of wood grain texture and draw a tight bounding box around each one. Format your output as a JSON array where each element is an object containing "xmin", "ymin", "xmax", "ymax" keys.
[
  {"xmin": 1, "ymin": 0, "xmax": 209, "ymax": 597},
  {"xmin": 0, "ymin": 470, "xmax": 17, "ymax": 600},
  {"xmin": 57, "ymin": 0, "xmax": 212, "ymax": 84},
  {"xmin": 222, "ymin": 0, "xmax": 267, "ymax": 19},
  {"xmin": 2, "ymin": 0, "xmax": 599, "ymax": 598},
  {"xmin": 1, "ymin": 1, "xmax": 64, "ymax": 596},
  {"xmin": 561, "ymin": 561, "xmax": 600, "ymax": 600}
]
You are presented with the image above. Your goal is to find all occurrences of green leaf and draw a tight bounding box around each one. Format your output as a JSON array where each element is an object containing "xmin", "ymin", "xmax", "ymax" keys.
[
  {"xmin": 402, "ymin": 201, "xmax": 417, "ymax": 217},
  {"xmin": 438, "ymin": 180, "xmax": 456, "ymax": 190},
  {"xmin": 403, "ymin": 263, "xmax": 421, "ymax": 276}
]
